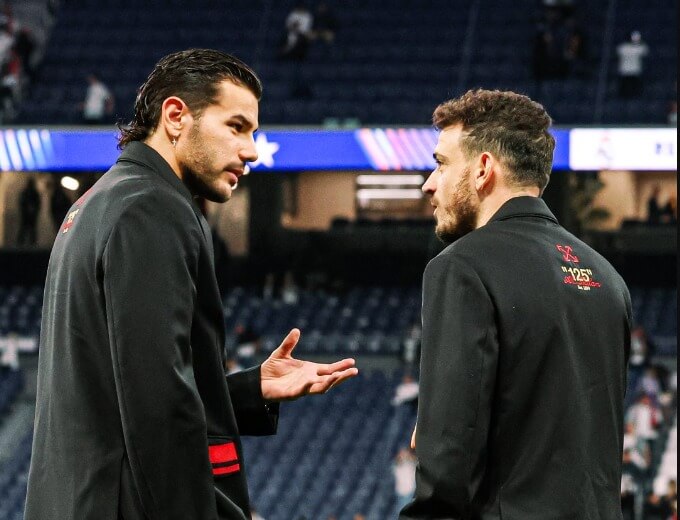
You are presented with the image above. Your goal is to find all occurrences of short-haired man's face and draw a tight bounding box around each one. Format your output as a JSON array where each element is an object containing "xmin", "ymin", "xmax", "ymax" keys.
[
  {"xmin": 422, "ymin": 125, "xmax": 479, "ymax": 244},
  {"xmin": 177, "ymin": 80, "xmax": 259, "ymax": 203}
]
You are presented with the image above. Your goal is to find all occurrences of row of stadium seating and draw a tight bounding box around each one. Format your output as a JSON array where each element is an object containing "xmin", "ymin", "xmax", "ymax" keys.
[
  {"xmin": 0, "ymin": 284, "xmax": 676, "ymax": 355},
  {"xmin": 14, "ymin": 0, "xmax": 677, "ymax": 125}
]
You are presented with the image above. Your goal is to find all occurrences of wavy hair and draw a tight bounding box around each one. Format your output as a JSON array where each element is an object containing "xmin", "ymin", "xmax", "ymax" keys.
[
  {"xmin": 433, "ymin": 89, "xmax": 555, "ymax": 192},
  {"xmin": 117, "ymin": 49, "xmax": 262, "ymax": 148}
]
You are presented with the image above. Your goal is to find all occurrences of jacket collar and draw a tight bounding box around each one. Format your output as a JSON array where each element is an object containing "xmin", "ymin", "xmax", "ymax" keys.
[
  {"xmin": 488, "ymin": 196, "xmax": 558, "ymax": 224},
  {"xmin": 117, "ymin": 141, "xmax": 194, "ymax": 205}
]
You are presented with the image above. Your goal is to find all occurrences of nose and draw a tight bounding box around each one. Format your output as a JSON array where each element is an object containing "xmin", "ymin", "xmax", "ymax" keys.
[
  {"xmin": 240, "ymin": 136, "xmax": 258, "ymax": 164},
  {"xmin": 422, "ymin": 170, "xmax": 436, "ymax": 195}
]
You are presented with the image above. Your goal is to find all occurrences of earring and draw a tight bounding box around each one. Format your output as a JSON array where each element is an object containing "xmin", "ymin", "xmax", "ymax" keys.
[{"xmin": 171, "ymin": 137, "xmax": 177, "ymax": 147}]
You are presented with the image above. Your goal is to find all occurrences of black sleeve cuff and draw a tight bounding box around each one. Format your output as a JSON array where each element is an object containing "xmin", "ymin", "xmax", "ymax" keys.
[{"xmin": 226, "ymin": 365, "xmax": 279, "ymax": 436}]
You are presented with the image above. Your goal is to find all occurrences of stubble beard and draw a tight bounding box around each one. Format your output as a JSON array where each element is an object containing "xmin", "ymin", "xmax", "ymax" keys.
[
  {"xmin": 180, "ymin": 124, "xmax": 231, "ymax": 203},
  {"xmin": 435, "ymin": 169, "xmax": 478, "ymax": 244}
]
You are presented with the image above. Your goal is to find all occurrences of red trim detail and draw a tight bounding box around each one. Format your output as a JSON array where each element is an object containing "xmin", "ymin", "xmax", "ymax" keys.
[
  {"xmin": 213, "ymin": 463, "xmax": 241, "ymax": 475},
  {"xmin": 208, "ymin": 442, "xmax": 238, "ymax": 465}
]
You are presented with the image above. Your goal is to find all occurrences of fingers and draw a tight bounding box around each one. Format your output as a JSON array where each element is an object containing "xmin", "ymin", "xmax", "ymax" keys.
[
  {"xmin": 272, "ymin": 328, "xmax": 301, "ymax": 358},
  {"xmin": 309, "ymin": 367, "xmax": 358, "ymax": 394},
  {"xmin": 316, "ymin": 358, "xmax": 356, "ymax": 376}
]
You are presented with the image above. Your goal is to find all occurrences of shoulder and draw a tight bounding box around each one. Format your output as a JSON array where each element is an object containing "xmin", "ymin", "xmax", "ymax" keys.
[
  {"xmin": 98, "ymin": 167, "xmax": 201, "ymax": 243},
  {"xmin": 424, "ymin": 239, "xmax": 484, "ymax": 282}
]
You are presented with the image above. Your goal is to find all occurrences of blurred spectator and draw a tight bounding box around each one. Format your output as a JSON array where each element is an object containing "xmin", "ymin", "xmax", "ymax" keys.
[
  {"xmin": 616, "ymin": 30, "xmax": 648, "ymax": 98},
  {"xmin": 50, "ymin": 178, "xmax": 72, "ymax": 233},
  {"xmin": 391, "ymin": 373, "xmax": 419, "ymax": 407},
  {"xmin": 0, "ymin": 22, "xmax": 13, "ymax": 66},
  {"xmin": 392, "ymin": 447, "xmax": 416, "ymax": 513},
  {"xmin": 281, "ymin": 271, "xmax": 299, "ymax": 304},
  {"xmin": 312, "ymin": 2, "xmax": 338, "ymax": 44},
  {"xmin": 637, "ymin": 366, "xmax": 663, "ymax": 401},
  {"xmin": 630, "ymin": 324, "xmax": 654, "ymax": 370},
  {"xmin": 0, "ymin": 332, "xmax": 19, "ymax": 370},
  {"xmin": 235, "ymin": 323, "xmax": 261, "ymax": 366},
  {"xmin": 647, "ymin": 185, "xmax": 664, "ymax": 225},
  {"xmin": 623, "ymin": 421, "xmax": 651, "ymax": 473},
  {"xmin": 626, "ymin": 394, "xmax": 663, "ymax": 452},
  {"xmin": 402, "ymin": 323, "xmax": 421, "ymax": 367},
  {"xmin": 0, "ymin": 48, "xmax": 19, "ymax": 120},
  {"xmin": 18, "ymin": 177, "xmax": 41, "ymax": 246},
  {"xmin": 279, "ymin": 3, "xmax": 313, "ymax": 61},
  {"xmin": 80, "ymin": 73, "xmax": 114, "ymax": 124}
]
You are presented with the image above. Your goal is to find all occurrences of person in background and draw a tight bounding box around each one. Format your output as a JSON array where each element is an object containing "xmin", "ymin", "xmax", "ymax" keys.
[
  {"xmin": 391, "ymin": 373, "xmax": 419, "ymax": 408},
  {"xmin": 18, "ymin": 177, "xmax": 41, "ymax": 246},
  {"xmin": 392, "ymin": 447, "xmax": 417, "ymax": 514},
  {"xmin": 616, "ymin": 30, "xmax": 648, "ymax": 98},
  {"xmin": 279, "ymin": 3, "xmax": 313, "ymax": 61},
  {"xmin": 80, "ymin": 73, "xmax": 114, "ymax": 124},
  {"xmin": 647, "ymin": 185, "xmax": 664, "ymax": 225},
  {"xmin": 402, "ymin": 89, "xmax": 631, "ymax": 519}
]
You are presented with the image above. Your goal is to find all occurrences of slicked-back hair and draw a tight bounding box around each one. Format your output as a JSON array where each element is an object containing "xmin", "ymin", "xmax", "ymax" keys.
[
  {"xmin": 433, "ymin": 89, "xmax": 555, "ymax": 192},
  {"xmin": 117, "ymin": 49, "xmax": 262, "ymax": 148}
]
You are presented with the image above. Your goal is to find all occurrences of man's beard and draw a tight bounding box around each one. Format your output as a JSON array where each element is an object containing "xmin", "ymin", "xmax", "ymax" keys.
[
  {"xmin": 179, "ymin": 125, "xmax": 229, "ymax": 203},
  {"xmin": 435, "ymin": 170, "xmax": 478, "ymax": 244}
]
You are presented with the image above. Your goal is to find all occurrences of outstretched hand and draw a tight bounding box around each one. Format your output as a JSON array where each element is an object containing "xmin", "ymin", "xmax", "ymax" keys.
[{"xmin": 260, "ymin": 328, "xmax": 359, "ymax": 401}]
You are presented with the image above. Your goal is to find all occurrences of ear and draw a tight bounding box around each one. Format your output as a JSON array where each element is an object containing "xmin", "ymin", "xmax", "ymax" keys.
[
  {"xmin": 159, "ymin": 96, "xmax": 189, "ymax": 139},
  {"xmin": 473, "ymin": 152, "xmax": 495, "ymax": 192}
]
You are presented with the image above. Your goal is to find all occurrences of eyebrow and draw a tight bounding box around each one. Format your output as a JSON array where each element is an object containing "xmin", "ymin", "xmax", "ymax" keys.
[{"xmin": 231, "ymin": 114, "xmax": 258, "ymax": 133}]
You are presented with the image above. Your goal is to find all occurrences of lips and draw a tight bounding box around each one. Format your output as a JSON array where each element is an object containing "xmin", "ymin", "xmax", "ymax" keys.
[{"xmin": 226, "ymin": 169, "xmax": 243, "ymax": 186}]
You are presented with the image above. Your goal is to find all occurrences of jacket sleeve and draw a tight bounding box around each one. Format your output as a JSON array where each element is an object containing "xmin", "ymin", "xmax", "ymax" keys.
[
  {"xmin": 102, "ymin": 194, "xmax": 217, "ymax": 519},
  {"xmin": 401, "ymin": 254, "xmax": 498, "ymax": 519},
  {"xmin": 226, "ymin": 365, "xmax": 279, "ymax": 436}
]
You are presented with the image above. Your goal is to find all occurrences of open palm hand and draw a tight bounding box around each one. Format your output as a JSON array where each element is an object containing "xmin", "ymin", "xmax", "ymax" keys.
[{"xmin": 261, "ymin": 329, "xmax": 359, "ymax": 401}]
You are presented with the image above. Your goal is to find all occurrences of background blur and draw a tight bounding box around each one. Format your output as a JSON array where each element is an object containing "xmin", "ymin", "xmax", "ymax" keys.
[{"xmin": 0, "ymin": 0, "xmax": 676, "ymax": 519}]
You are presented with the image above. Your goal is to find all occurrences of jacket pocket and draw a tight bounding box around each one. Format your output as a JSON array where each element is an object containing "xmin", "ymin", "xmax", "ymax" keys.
[{"xmin": 207, "ymin": 436, "xmax": 241, "ymax": 477}]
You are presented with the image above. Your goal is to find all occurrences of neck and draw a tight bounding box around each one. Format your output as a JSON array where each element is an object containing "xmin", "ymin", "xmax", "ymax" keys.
[
  {"xmin": 144, "ymin": 131, "xmax": 182, "ymax": 179},
  {"xmin": 475, "ymin": 187, "xmax": 540, "ymax": 229}
]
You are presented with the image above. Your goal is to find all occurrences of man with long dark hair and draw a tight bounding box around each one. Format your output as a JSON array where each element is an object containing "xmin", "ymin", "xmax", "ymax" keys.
[
  {"xmin": 402, "ymin": 89, "xmax": 631, "ymax": 519},
  {"xmin": 25, "ymin": 49, "xmax": 357, "ymax": 520}
]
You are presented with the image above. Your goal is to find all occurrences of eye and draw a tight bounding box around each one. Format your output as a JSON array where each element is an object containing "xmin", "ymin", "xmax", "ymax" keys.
[{"xmin": 229, "ymin": 122, "xmax": 244, "ymax": 132}]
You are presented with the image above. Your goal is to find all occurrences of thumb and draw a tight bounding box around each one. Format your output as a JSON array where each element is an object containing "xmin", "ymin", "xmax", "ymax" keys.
[{"xmin": 272, "ymin": 328, "xmax": 301, "ymax": 359}]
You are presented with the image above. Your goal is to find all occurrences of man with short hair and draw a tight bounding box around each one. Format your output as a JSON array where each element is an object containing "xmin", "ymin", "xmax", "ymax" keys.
[
  {"xmin": 25, "ymin": 49, "xmax": 358, "ymax": 520},
  {"xmin": 401, "ymin": 89, "xmax": 631, "ymax": 519}
]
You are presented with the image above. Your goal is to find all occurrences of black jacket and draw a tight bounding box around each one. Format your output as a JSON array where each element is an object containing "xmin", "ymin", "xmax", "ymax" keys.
[
  {"xmin": 401, "ymin": 196, "xmax": 631, "ymax": 520},
  {"xmin": 25, "ymin": 142, "xmax": 278, "ymax": 520}
]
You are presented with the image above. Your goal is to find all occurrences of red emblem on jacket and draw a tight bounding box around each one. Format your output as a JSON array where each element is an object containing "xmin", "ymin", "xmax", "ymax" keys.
[{"xmin": 556, "ymin": 244, "xmax": 579, "ymax": 263}]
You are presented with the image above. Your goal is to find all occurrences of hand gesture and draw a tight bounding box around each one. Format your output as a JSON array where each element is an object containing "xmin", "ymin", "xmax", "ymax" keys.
[{"xmin": 261, "ymin": 328, "xmax": 358, "ymax": 401}]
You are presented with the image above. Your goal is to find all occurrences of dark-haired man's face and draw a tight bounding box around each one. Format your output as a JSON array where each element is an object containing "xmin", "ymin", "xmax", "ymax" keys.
[
  {"xmin": 422, "ymin": 125, "xmax": 479, "ymax": 243},
  {"xmin": 177, "ymin": 80, "xmax": 258, "ymax": 203}
]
